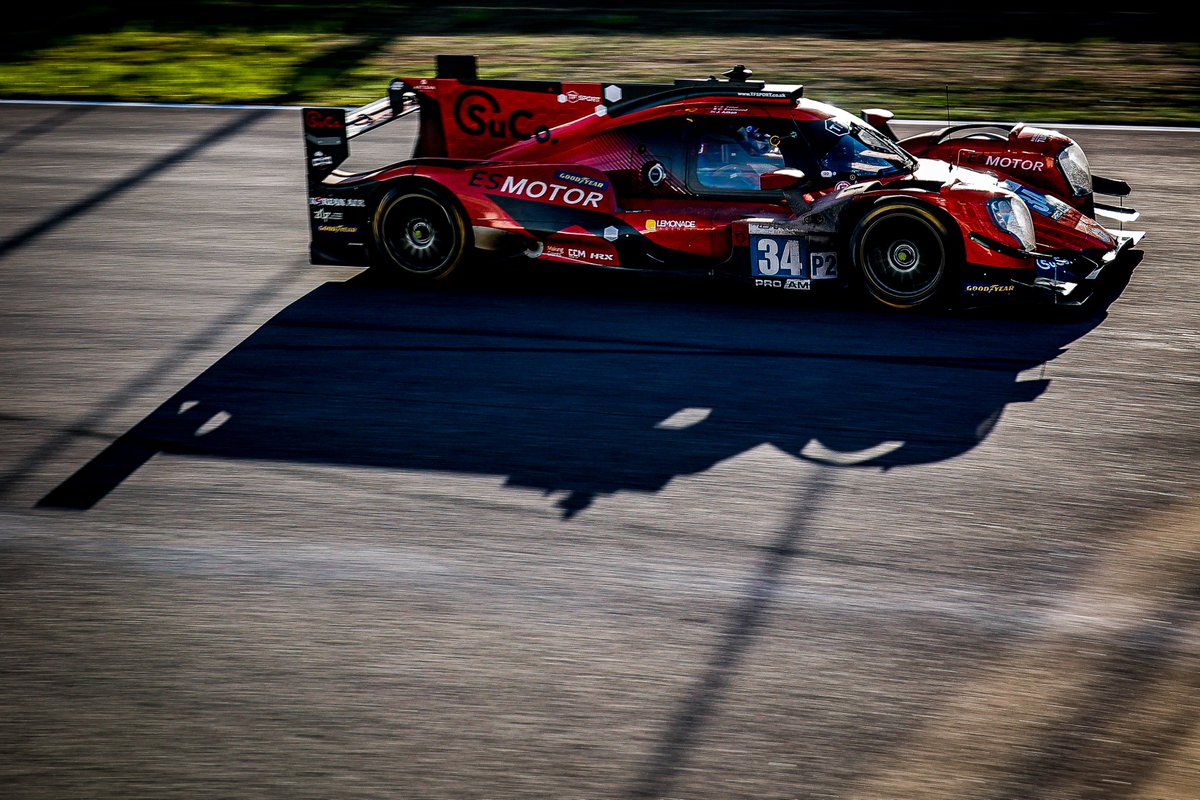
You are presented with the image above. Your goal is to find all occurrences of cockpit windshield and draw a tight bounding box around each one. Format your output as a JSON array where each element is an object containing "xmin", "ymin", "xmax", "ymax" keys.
[
  {"xmin": 688, "ymin": 115, "xmax": 917, "ymax": 192},
  {"xmin": 806, "ymin": 117, "xmax": 917, "ymax": 182}
]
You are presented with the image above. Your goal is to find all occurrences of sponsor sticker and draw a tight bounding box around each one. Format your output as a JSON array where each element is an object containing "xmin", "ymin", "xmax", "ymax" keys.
[
  {"xmin": 824, "ymin": 119, "xmax": 849, "ymax": 136},
  {"xmin": 304, "ymin": 110, "xmax": 344, "ymax": 130},
  {"xmin": 310, "ymin": 151, "xmax": 333, "ymax": 168},
  {"xmin": 553, "ymin": 171, "xmax": 609, "ymax": 191},
  {"xmin": 964, "ymin": 282, "xmax": 1015, "ymax": 294},
  {"xmin": 453, "ymin": 88, "xmax": 552, "ymax": 143},
  {"xmin": 754, "ymin": 278, "xmax": 810, "ymax": 290},
  {"xmin": 310, "ymin": 197, "xmax": 366, "ymax": 208},
  {"xmin": 747, "ymin": 221, "xmax": 798, "ymax": 236},
  {"xmin": 751, "ymin": 235, "xmax": 808, "ymax": 279},
  {"xmin": 1024, "ymin": 126, "xmax": 1054, "ymax": 143},
  {"xmin": 967, "ymin": 152, "xmax": 1049, "ymax": 173},
  {"xmin": 645, "ymin": 219, "xmax": 697, "ymax": 232},
  {"xmin": 1000, "ymin": 180, "xmax": 1069, "ymax": 220},
  {"xmin": 305, "ymin": 134, "xmax": 342, "ymax": 146},
  {"xmin": 566, "ymin": 247, "xmax": 615, "ymax": 263},
  {"xmin": 557, "ymin": 90, "xmax": 601, "ymax": 104},
  {"xmin": 317, "ymin": 224, "xmax": 358, "ymax": 234},
  {"xmin": 470, "ymin": 170, "xmax": 605, "ymax": 208},
  {"xmin": 312, "ymin": 209, "xmax": 344, "ymax": 222}
]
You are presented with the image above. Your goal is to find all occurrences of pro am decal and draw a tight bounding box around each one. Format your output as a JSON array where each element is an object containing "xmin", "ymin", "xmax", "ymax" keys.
[{"xmin": 751, "ymin": 234, "xmax": 810, "ymax": 289}]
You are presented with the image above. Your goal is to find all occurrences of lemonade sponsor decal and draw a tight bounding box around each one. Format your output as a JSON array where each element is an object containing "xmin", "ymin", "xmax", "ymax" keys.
[{"xmin": 645, "ymin": 219, "xmax": 697, "ymax": 231}]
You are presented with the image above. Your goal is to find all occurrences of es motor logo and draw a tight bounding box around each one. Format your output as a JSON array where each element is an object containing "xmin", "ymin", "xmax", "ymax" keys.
[
  {"xmin": 964, "ymin": 151, "xmax": 1051, "ymax": 173},
  {"xmin": 469, "ymin": 170, "xmax": 605, "ymax": 208}
]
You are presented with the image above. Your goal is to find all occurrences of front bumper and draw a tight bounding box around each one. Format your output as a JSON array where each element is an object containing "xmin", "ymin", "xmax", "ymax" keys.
[{"xmin": 965, "ymin": 227, "xmax": 1144, "ymax": 307}]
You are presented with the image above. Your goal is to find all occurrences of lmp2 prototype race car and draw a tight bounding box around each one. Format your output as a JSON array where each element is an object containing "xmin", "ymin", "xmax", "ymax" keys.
[{"xmin": 301, "ymin": 55, "xmax": 1143, "ymax": 311}]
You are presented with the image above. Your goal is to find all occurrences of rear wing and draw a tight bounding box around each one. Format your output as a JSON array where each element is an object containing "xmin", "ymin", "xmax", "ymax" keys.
[{"xmin": 302, "ymin": 79, "xmax": 417, "ymax": 181}]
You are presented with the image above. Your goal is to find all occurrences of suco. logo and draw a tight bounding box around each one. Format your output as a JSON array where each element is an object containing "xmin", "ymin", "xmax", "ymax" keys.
[
  {"xmin": 305, "ymin": 110, "xmax": 344, "ymax": 130},
  {"xmin": 453, "ymin": 89, "xmax": 552, "ymax": 142}
]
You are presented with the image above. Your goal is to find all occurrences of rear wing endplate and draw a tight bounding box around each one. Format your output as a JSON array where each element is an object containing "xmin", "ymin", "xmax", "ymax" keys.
[{"xmin": 302, "ymin": 80, "xmax": 418, "ymax": 181}]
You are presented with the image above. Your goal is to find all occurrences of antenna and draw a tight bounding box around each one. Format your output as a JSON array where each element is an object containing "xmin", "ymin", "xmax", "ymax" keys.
[{"xmin": 945, "ymin": 84, "xmax": 951, "ymax": 125}]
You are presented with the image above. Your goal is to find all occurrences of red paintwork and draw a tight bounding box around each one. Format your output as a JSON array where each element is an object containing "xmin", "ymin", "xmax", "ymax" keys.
[{"xmin": 305, "ymin": 61, "xmax": 1135, "ymax": 298}]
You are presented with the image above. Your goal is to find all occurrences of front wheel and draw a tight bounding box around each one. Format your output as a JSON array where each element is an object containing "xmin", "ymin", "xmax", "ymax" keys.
[
  {"xmin": 373, "ymin": 186, "xmax": 470, "ymax": 280},
  {"xmin": 851, "ymin": 203, "xmax": 956, "ymax": 310}
]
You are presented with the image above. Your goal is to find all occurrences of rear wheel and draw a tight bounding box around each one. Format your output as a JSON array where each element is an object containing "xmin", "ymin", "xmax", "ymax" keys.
[
  {"xmin": 373, "ymin": 187, "xmax": 470, "ymax": 280},
  {"xmin": 852, "ymin": 203, "xmax": 955, "ymax": 310}
]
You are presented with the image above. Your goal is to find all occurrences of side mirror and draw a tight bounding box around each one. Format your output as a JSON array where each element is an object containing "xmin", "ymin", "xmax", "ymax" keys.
[
  {"xmin": 861, "ymin": 108, "xmax": 898, "ymax": 141},
  {"xmin": 760, "ymin": 168, "xmax": 807, "ymax": 191}
]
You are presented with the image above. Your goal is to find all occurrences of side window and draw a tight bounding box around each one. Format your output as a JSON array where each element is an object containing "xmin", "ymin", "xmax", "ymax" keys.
[{"xmin": 692, "ymin": 121, "xmax": 789, "ymax": 192}]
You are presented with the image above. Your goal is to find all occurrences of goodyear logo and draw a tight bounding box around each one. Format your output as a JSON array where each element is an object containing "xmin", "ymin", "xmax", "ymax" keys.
[
  {"xmin": 964, "ymin": 283, "xmax": 1015, "ymax": 294},
  {"xmin": 554, "ymin": 171, "xmax": 608, "ymax": 190}
]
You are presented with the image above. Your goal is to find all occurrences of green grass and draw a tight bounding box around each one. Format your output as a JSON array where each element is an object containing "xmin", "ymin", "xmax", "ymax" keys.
[
  {"xmin": 0, "ymin": 28, "xmax": 344, "ymax": 104},
  {"xmin": 1, "ymin": 22, "xmax": 1196, "ymax": 125}
]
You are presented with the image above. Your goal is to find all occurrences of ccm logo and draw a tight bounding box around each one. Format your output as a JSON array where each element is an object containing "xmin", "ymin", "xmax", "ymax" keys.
[
  {"xmin": 568, "ymin": 248, "xmax": 614, "ymax": 262},
  {"xmin": 305, "ymin": 110, "xmax": 344, "ymax": 130}
]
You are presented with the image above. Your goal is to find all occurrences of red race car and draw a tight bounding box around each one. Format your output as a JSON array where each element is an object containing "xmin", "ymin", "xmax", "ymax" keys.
[{"xmin": 301, "ymin": 55, "xmax": 1142, "ymax": 310}]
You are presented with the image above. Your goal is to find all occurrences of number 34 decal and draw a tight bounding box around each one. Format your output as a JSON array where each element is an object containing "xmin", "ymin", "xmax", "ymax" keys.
[
  {"xmin": 756, "ymin": 237, "xmax": 803, "ymax": 276},
  {"xmin": 751, "ymin": 236, "xmax": 838, "ymax": 280}
]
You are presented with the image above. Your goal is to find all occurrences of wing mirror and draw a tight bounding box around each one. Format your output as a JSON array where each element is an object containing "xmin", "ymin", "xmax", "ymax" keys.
[
  {"xmin": 760, "ymin": 168, "xmax": 807, "ymax": 191},
  {"xmin": 861, "ymin": 108, "xmax": 898, "ymax": 141}
]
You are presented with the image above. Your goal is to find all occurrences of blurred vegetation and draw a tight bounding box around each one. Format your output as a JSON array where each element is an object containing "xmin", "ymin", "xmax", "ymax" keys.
[{"xmin": 0, "ymin": 2, "xmax": 1194, "ymax": 124}]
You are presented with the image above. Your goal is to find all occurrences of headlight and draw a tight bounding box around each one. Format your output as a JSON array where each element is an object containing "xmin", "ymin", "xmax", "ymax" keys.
[
  {"xmin": 988, "ymin": 194, "xmax": 1036, "ymax": 251},
  {"xmin": 1057, "ymin": 142, "xmax": 1092, "ymax": 197}
]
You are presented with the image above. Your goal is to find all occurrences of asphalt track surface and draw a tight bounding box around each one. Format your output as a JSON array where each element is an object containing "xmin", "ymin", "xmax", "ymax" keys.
[{"xmin": 1, "ymin": 102, "xmax": 1199, "ymax": 800}]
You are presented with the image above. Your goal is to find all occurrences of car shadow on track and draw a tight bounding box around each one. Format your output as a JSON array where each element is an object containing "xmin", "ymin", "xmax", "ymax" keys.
[{"xmin": 36, "ymin": 257, "xmax": 1135, "ymax": 516}]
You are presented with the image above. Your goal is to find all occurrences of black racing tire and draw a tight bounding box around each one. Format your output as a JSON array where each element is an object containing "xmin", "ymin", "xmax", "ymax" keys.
[
  {"xmin": 372, "ymin": 186, "xmax": 471, "ymax": 281},
  {"xmin": 851, "ymin": 202, "xmax": 957, "ymax": 311}
]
